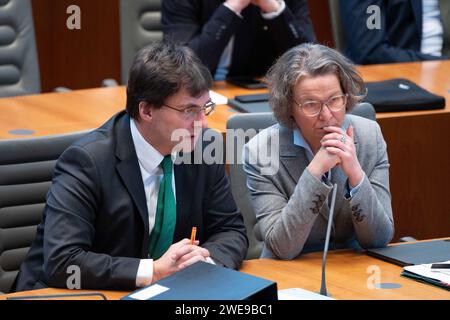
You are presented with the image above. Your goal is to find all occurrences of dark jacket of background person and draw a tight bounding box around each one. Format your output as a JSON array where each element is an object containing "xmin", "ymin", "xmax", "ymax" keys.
[
  {"xmin": 341, "ymin": 0, "xmax": 449, "ymax": 64},
  {"xmin": 162, "ymin": 0, "xmax": 316, "ymax": 77}
]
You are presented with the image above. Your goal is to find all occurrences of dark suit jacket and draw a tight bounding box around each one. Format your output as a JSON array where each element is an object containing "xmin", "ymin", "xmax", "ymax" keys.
[
  {"xmin": 15, "ymin": 111, "xmax": 248, "ymax": 291},
  {"xmin": 341, "ymin": 0, "xmax": 448, "ymax": 64},
  {"xmin": 162, "ymin": 0, "xmax": 316, "ymax": 77}
]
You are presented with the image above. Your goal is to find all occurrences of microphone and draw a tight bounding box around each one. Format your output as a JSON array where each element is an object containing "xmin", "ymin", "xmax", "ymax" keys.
[{"xmin": 319, "ymin": 181, "xmax": 338, "ymax": 297}]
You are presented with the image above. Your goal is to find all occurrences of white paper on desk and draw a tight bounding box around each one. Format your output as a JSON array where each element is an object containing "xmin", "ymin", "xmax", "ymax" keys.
[
  {"xmin": 128, "ymin": 284, "xmax": 169, "ymax": 300},
  {"xmin": 209, "ymin": 90, "xmax": 228, "ymax": 105},
  {"xmin": 404, "ymin": 260, "xmax": 450, "ymax": 284},
  {"xmin": 278, "ymin": 288, "xmax": 335, "ymax": 300}
]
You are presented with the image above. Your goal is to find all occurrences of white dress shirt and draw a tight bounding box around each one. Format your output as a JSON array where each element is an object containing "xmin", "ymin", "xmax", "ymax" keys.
[
  {"xmin": 421, "ymin": 0, "xmax": 444, "ymax": 56},
  {"xmin": 130, "ymin": 118, "xmax": 176, "ymax": 287}
]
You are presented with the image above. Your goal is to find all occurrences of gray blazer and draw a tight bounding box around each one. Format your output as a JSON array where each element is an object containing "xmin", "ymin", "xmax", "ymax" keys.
[{"xmin": 243, "ymin": 115, "xmax": 394, "ymax": 259}]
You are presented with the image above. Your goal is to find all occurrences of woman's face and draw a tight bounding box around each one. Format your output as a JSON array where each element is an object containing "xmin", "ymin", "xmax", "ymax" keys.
[{"xmin": 291, "ymin": 73, "xmax": 346, "ymax": 151}]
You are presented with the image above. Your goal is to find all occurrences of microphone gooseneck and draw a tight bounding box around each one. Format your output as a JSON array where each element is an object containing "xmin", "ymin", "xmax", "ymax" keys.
[{"xmin": 320, "ymin": 182, "xmax": 337, "ymax": 296}]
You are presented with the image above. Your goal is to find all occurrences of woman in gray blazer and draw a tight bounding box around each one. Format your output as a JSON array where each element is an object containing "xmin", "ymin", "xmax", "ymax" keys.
[{"xmin": 243, "ymin": 43, "xmax": 394, "ymax": 259}]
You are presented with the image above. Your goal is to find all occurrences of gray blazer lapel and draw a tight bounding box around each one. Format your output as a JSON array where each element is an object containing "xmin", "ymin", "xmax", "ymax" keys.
[
  {"xmin": 347, "ymin": 116, "xmax": 360, "ymax": 155},
  {"xmin": 278, "ymin": 125, "xmax": 309, "ymax": 184}
]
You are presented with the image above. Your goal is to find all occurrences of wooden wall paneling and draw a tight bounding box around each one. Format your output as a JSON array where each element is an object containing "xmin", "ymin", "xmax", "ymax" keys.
[
  {"xmin": 378, "ymin": 113, "xmax": 450, "ymax": 241},
  {"xmin": 30, "ymin": 0, "xmax": 335, "ymax": 92},
  {"xmin": 307, "ymin": 0, "xmax": 334, "ymax": 47},
  {"xmin": 31, "ymin": 0, "xmax": 121, "ymax": 92}
]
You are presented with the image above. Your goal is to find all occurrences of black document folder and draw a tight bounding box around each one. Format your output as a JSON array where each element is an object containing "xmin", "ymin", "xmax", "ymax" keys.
[
  {"xmin": 366, "ymin": 239, "xmax": 450, "ymax": 266},
  {"xmin": 363, "ymin": 78, "xmax": 445, "ymax": 112},
  {"xmin": 401, "ymin": 269, "xmax": 450, "ymax": 291},
  {"xmin": 121, "ymin": 261, "xmax": 277, "ymax": 300}
]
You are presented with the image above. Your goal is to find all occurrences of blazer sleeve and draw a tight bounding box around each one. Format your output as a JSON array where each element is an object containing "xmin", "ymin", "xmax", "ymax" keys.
[
  {"xmin": 243, "ymin": 142, "xmax": 333, "ymax": 260},
  {"xmin": 340, "ymin": 0, "xmax": 445, "ymax": 64},
  {"xmin": 162, "ymin": 1, "xmax": 242, "ymax": 75},
  {"xmin": 42, "ymin": 145, "xmax": 140, "ymax": 290},
  {"xmin": 201, "ymin": 162, "xmax": 249, "ymax": 269},
  {"xmin": 345, "ymin": 121, "xmax": 394, "ymax": 248}
]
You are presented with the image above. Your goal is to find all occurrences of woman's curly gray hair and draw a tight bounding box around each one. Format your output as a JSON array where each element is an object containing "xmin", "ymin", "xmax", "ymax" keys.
[{"xmin": 267, "ymin": 43, "xmax": 366, "ymax": 128}]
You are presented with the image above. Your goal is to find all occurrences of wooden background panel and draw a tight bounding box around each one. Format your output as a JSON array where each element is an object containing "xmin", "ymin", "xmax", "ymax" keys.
[
  {"xmin": 308, "ymin": 0, "xmax": 334, "ymax": 47},
  {"xmin": 31, "ymin": 0, "xmax": 334, "ymax": 93},
  {"xmin": 31, "ymin": 0, "xmax": 121, "ymax": 92},
  {"xmin": 378, "ymin": 113, "xmax": 450, "ymax": 241}
]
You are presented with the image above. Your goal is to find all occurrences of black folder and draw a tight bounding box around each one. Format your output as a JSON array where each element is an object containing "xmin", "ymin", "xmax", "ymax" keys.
[
  {"xmin": 121, "ymin": 261, "xmax": 277, "ymax": 300},
  {"xmin": 363, "ymin": 78, "xmax": 446, "ymax": 112},
  {"xmin": 366, "ymin": 239, "xmax": 450, "ymax": 266}
]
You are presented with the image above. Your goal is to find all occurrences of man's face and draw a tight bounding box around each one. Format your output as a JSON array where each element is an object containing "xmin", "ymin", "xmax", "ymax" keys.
[{"xmin": 148, "ymin": 88, "xmax": 210, "ymax": 155}]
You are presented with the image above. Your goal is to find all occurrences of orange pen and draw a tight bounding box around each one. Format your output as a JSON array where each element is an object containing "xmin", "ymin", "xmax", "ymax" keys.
[{"xmin": 190, "ymin": 227, "xmax": 197, "ymax": 245}]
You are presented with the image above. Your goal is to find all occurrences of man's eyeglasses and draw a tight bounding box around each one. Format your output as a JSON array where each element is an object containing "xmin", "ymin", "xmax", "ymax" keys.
[
  {"xmin": 162, "ymin": 101, "xmax": 216, "ymax": 120},
  {"xmin": 294, "ymin": 93, "xmax": 348, "ymax": 117}
]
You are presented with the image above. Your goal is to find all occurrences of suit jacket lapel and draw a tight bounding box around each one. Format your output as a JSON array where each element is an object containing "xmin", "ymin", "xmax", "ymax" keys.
[
  {"xmin": 411, "ymin": 0, "xmax": 423, "ymax": 37},
  {"xmin": 114, "ymin": 114, "xmax": 149, "ymax": 246},
  {"xmin": 438, "ymin": 0, "xmax": 450, "ymax": 56}
]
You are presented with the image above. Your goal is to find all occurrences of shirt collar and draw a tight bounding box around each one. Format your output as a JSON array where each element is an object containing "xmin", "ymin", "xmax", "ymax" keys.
[
  {"xmin": 130, "ymin": 118, "xmax": 164, "ymax": 174},
  {"xmin": 293, "ymin": 127, "xmax": 314, "ymax": 160}
]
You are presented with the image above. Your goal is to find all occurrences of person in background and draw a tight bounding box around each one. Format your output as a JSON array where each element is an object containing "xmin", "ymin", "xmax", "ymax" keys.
[
  {"xmin": 162, "ymin": 0, "xmax": 316, "ymax": 80},
  {"xmin": 340, "ymin": 0, "xmax": 449, "ymax": 64},
  {"xmin": 243, "ymin": 43, "xmax": 394, "ymax": 259},
  {"xmin": 15, "ymin": 42, "xmax": 248, "ymax": 291}
]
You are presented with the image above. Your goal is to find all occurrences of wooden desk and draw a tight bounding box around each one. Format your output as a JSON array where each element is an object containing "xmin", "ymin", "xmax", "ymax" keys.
[
  {"xmin": 2, "ymin": 248, "xmax": 449, "ymax": 300},
  {"xmin": 240, "ymin": 250, "xmax": 450, "ymax": 300},
  {"xmin": 1, "ymin": 61, "xmax": 448, "ymax": 139},
  {"xmin": 0, "ymin": 61, "xmax": 449, "ymax": 241}
]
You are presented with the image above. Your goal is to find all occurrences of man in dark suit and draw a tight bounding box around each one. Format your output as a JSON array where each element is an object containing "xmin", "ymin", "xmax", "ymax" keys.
[
  {"xmin": 15, "ymin": 42, "xmax": 248, "ymax": 291},
  {"xmin": 162, "ymin": 0, "xmax": 316, "ymax": 80},
  {"xmin": 340, "ymin": 0, "xmax": 449, "ymax": 64}
]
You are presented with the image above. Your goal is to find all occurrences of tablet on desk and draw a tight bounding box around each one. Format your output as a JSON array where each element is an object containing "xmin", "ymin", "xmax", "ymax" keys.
[
  {"xmin": 226, "ymin": 76, "xmax": 267, "ymax": 89},
  {"xmin": 366, "ymin": 239, "xmax": 450, "ymax": 266},
  {"xmin": 228, "ymin": 93, "xmax": 271, "ymax": 113},
  {"xmin": 235, "ymin": 93, "xmax": 269, "ymax": 103},
  {"xmin": 228, "ymin": 99, "xmax": 271, "ymax": 113}
]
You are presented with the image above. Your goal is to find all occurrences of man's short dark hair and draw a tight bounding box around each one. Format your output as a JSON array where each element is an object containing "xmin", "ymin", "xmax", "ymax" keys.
[{"xmin": 126, "ymin": 42, "xmax": 213, "ymax": 119}]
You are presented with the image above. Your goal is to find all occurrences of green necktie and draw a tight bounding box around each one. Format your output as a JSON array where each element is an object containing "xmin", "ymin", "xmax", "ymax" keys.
[{"xmin": 148, "ymin": 155, "xmax": 177, "ymax": 259}]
